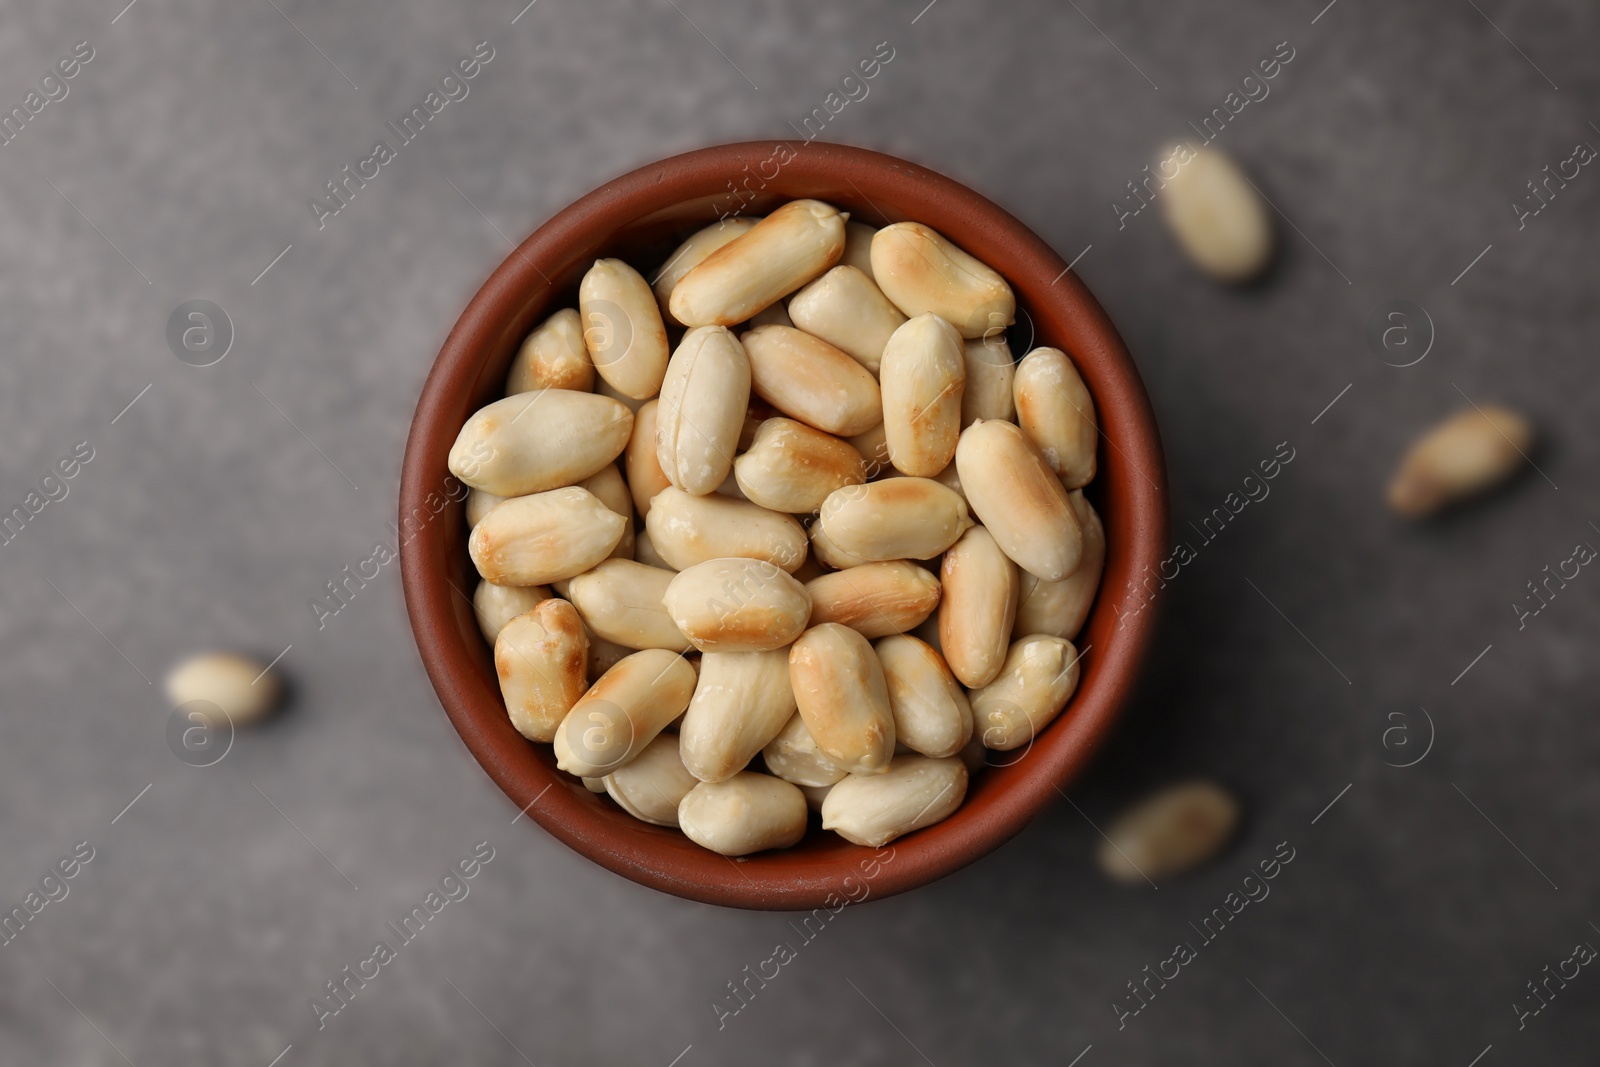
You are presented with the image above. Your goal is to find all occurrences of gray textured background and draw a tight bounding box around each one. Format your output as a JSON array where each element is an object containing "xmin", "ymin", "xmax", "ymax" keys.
[{"xmin": 2, "ymin": 0, "xmax": 1596, "ymax": 1063}]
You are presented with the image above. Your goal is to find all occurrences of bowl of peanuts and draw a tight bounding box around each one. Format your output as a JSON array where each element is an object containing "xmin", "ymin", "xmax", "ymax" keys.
[{"xmin": 400, "ymin": 141, "xmax": 1168, "ymax": 909}]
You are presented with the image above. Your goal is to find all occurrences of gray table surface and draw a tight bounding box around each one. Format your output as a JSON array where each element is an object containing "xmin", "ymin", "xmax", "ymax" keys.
[{"xmin": 3, "ymin": 0, "xmax": 1597, "ymax": 1063}]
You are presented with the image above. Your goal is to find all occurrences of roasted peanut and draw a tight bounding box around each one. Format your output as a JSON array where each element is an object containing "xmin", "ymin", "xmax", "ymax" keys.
[
  {"xmin": 761, "ymin": 711, "xmax": 847, "ymax": 786},
  {"xmin": 669, "ymin": 200, "xmax": 847, "ymax": 326},
  {"xmin": 677, "ymin": 772, "xmax": 808, "ymax": 856},
  {"xmin": 553, "ymin": 649, "xmax": 696, "ymax": 777},
  {"xmin": 678, "ymin": 648, "xmax": 797, "ymax": 782},
  {"xmin": 733, "ymin": 417, "xmax": 866, "ymax": 514},
  {"xmin": 472, "ymin": 579, "xmax": 551, "ymax": 644},
  {"xmin": 1014, "ymin": 490, "xmax": 1103, "ymax": 640},
  {"xmin": 495, "ymin": 599, "xmax": 588, "ymax": 742},
  {"xmin": 1014, "ymin": 346, "xmax": 1096, "ymax": 488},
  {"xmin": 748, "ymin": 301, "xmax": 793, "ymax": 328},
  {"xmin": 880, "ymin": 313, "xmax": 967, "ymax": 476},
  {"xmin": 165, "ymin": 652, "xmax": 280, "ymax": 726},
  {"xmin": 789, "ymin": 623, "xmax": 895, "ymax": 775},
  {"xmin": 469, "ymin": 487, "xmax": 626, "ymax": 586},
  {"xmin": 585, "ymin": 629, "xmax": 631, "ymax": 681},
  {"xmin": 1387, "ymin": 405, "xmax": 1533, "ymax": 517},
  {"xmin": 1099, "ymin": 780, "xmax": 1240, "ymax": 882},
  {"xmin": 954, "ymin": 420, "xmax": 1081, "ymax": 580},
  {"xmin": 644, "ymin": 487, "xmax": 808, "ymax": 573},
  {"xmin": 567, "ymin": 559, "xmax": 691, "ymax": 652},
  {"xmin": 1157, "ymin": 145, "xmax": 1273, "ymax": 284},
  {"xmin": 821, "ymin": 756, "xmax": 967, "ymax": 847},
  {"xmin": 840, "ymin": 220, "xmax": 877, "ymax": 279},
  {"xmin": 656, "ymin": 326, "xmax": 751, "ymax": 495},
  {"xmin": 962, "ymin": 336, "xmax": 1015, "ymax": 426},
  {"xmin": 652, "ymin": 217, "xmax": 761, "ymax": 324},
  {"xmin": 849, "ymin": 421, "xmax": 892, "ymax": 478},
  {"xmin": 939, "ymin": 526, "xmax": 1020, "ymax": 687},
  {"xmin": 741, "ymin": 324, "xmax": 883, "ymax": 437},
  {"xmin": 809, "ymin": 522, "xmax": 871, "ymax": 570},
  {"xmin": 466, "ymin": 488, "xmax": 505, "ymax": 528},
  {"xmin": 602, "ymin": 733, "xmax": 701, "ymax": 827},
  {"xmin": 449, "ymin": 389, "xmax": 633, "ymax": 497},
  {"xmin": 969, "ymin": 635, "xmax": 1081, "ymax": 751},
  {"xmin": 580, "ymin": 464, "xmax": 634, "ymax": 560},
  {"xmin": 816, "ymin": 478, "xmax": 973, "ymax": 562},
  {"xmin": 580, "ymin": 258, "xmax": 671, "ymax": 399},
  {"xmin": 870, "ymin": 222, "xmax": 1015, "ymax": 339},
  {"xmin": 805, "ymin": 560, "xmax": 941, "ymax": 638},
  {"xmin": 506, "ymin": 308, "xmax": 593, "ymax": 394},
  {"xmin": 662, "ymin": 558, "xmax": 812, "ymax": 653},
  {"xmin": 596, "ymin": 375, "xmax": 648, "ymax": 414},
  {"xmin": 875, "ymin": 635, "xmax": 972, "ymax": 758},
  {"xmin": 787, "ymin": 265, "xmax": 908, "ymax": 375},
  {"xmin": 632, "ymin": 528, "xmax": 674, "ymax": 571},
  {"xmin": 625, "ymin": 400, "xmax": 673, "ymax": 520}
]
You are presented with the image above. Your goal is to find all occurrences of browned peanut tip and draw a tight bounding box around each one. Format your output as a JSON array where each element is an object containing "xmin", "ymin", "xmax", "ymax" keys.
[
  {"xmin": 494, "ymin": 599, "xmax": 588, "ymax": 742},
  {"xmin": 678, "ymin": 772, "xmax": 809, "ymax": 855},
  {"xmin": 1013, "ymin": 346, "xmax": 1097, "ymax": 488},
  {"xmin": 448, "ymin": 389, "xmax": 633, "ymax": 497},
  {"xmin": 1156, "ymin": 144, "xmax": 1274, "ymax": 283},
  {"xmin": 805, "ymin": 560, "xmax": 941, "ymax": 638},
  {"xmin": 468, "ymin": 487, "xmax": 626, "ymax": 587},
  {"xmin": 821, "ymin": 755, "xmax": 968, "ymax": 847},
  {"xmin": 788, "ymin": 622, "xmax": 896, "ymax": 775},
  {"xmin": 869, "ymin": 222, "xmax": 1015, "ymax": 339},
  {"xmin": 580, "ymin": 257, "xmax": 671, "ymax": 399},
  {"xmin": 662, "ymin": 557, "xmax": 813, "ymax": 653},
  {"xmin": 669, "ymin": 199, "xmax": 847, "ymax": 327},
  {"xmin": 1386, "ymin": 405, "xmax": 1533, "ymax": 518},
  {"xmin": 954, "ymin": 420, "xmax": 1081, "ymax": 581},
  {"xmin": 506, "ymin": 308, "xmax": 594, "ymax": 394},
  {"xmin": 1098, "ymin": 780, "xmax": 1240, "ymax": 883}
]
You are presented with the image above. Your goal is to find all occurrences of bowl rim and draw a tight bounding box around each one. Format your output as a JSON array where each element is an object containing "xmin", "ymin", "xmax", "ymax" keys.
[{"xmin": 400, "ymin": 139, "xmax": 1169, "ymax": 910}]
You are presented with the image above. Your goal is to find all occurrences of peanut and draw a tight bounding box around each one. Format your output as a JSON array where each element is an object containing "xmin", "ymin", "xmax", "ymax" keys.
[
  {"xmin": 494, "ymin": 599, "xmax": 588, "ymax": 742},
  {"xmin": 1157, "ymin": 145, "xmax": 1273, "ymax": 283},
  {"xmin": 954, "ymin": 419, "xmax": 1081, "ymax": 580},
  {"xmin": 733, "ymin": 417, "xmax": 865, "ymax": 514},
  {"xmin": 741, "ymin": 324, "xmax": 883, "ymax": 437},
  {"xmin": 870, "ymin": 222, "xmax": 1015, "ymax": 339},
  {"xmin": 472, "ymin": 579, "xmax": 551, "ymax": 644},
  {"xmin": 1013, "ymin": 490, "xmax": 1103, "ymax": 640},
  {"xmin": 816, "ymin": 478, "xmax": 973, "ymax": 562},
  {"xmin": 469, "ymin": 487, "xmax": 626, "ymax": 586},
  {"xmin": 939, "ymin": 526, "xmax": 1020, "ymax": 687},
  {"xmin": 553, "ymin": 648, "xmax": 695, "ymax": 777},
  {"xmin": 652, "ymin": 217, "xmax": 761, "ymax": 325},
  {"xmin": 1014, "ymin": 346, "xmax": 1097, "ymax": 488},
  {"xmin": 1387, "ymin": 405, "xmax": 1533, "ymax": 517},
  {"xmin": 787, "ymin": 265, "xmax": 908, "ymax": 375},
  {"xmin": 669, "ymin": 200, "xmax": 847, "ymax": 326},
  {"xmin": 962, "ymin": 336, "xmax": 1015, "ymax": 426},
  {"xmin": 644, "ymin": 487, "xmax": 808, "ymax": 573},
  {"xmin": 602, "ymin": 733, "xmax": 701, "ymax": 827},
  {"xmin": 678, "ymin": 648, "xmax": 797, "ymax": 782},
  {"xmin": 969, "ymin": 635, "xmax": 1081, "ymax": 751},
  {"xmin": 580, "ymin": 258, "xmax": 671, "ymax": 399},
  {"xmin": 625, "ymin": 400, "xmax": 673, "ymax": 519},
  {"xmin": 449, "ymin": 389, "xmax": 633, "ymax": 497},
  {"xmin": 761, "ymin": 711, "xmax": 847, "ymax": 787},
  {"xmin": 506, "ymin": 308, "xmax": 593, "ymax": 394},
  {"xmin": 789, "ymin": 623, "xmax": 895, "ymax": 775},
  {"xmin": 677, "ymin": 772, "xmax": 808, "ymax": 856},
  {"xmin": 1099, "ymin": 780, "xmax": 1240, "ymax": 882},
  {"xmin": 567, "ymin": 559, "xmax": 691, "ymax": 652},
  {"xmin": 875, "ymin": 635, "xmax": 972, "ymax": 758},
  {"xmin": 880, "ymin": 313, "xmax": 967, "ymax": 476},
  {"xmin": 662, "ymin": 557, "xmax": 812, "ymax": 653},
  {"xmin": 821, "ymin": 755, "xmax": 967, "ymax": 847},
  {"xmin": 656, "ymin": 326, "xmax": 751, "ymax": 495},
  {"xmin": 805, "ymin": 560, "xmax": 941, "ymax": 638}
]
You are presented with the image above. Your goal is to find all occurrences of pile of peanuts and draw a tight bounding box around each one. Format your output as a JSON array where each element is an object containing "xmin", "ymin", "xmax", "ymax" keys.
[{"xmin": 449, "ymin": 199, "xmax": 1104, "ymax": 856}]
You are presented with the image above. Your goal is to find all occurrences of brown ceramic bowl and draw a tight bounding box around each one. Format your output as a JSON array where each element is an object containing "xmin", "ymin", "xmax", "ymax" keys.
[{"xmin": 400, "ymin": 141, "xmax": 1168, "ymax": 910}]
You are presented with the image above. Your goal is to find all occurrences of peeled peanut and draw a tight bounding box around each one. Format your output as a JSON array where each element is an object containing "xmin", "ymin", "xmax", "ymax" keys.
[
  {"xmin": 816, "ymin": 478, "xmax": 972, "ymax": 562},
  {"xmin": 595, "ymin": 376, "xmax": 647, "ymax": 414},
  {"xmin": 602, "ymin": 733, "xmax": 700, "ymax": 826},
  {"xmin": 662, "ymin": 558, "xmax": 812, "ymax": 653},
  {"xmin": 1014, "ymin": 490, "xmax": 1104, "ymax": 640},
  {"xmin": 656, "ymin": 326, "xmax": 751, "ymax": 495},
  {"xmin": 955, "ymin": 420, "xmax": 1081, "ymax": 580},
  {"xmin": 566, "ymin": 559, "xmax": 690, "ymax": 652},
  {"xmin": 1099, "ymin": 781, "xmax": 1240, "ymax": 882},
  {"xmin": 472, "ymin": 579, "xmax": 551, "ymax": 644},
  {"xmin": 580, "ymin": 464, "xmax": 634, "ymax": 560},
  {"xmin": 469, "ymin": 487, "xmax": 625, "ymax": 586},
  {"xmin": 875, "ymin": 635, "xmax": 972, "ymax": 758},
  {"xmin": 740, "ymin": 325, "xmax": 883, "ymax": 437},
  {"xmin": 787, "ymin": 265, "xmax": 908, "ymax": 375},
  {"xmin": 789, "ymin": 623, "xmax": 895, "ymax": 775},
  {"xmin": 880, "ymin": 314, "xmax": 966, "ymax": 476},
  {"xmin": 677, "ymin": 772, "xmax": 808, "ymax": 856},
  {"xmin": 799, "ymin": 783, "xmax": 833, "ymax": 812},
  {"xmin": 749, "ymin": 301, "xmax": 793, "ymax": 328},
  {"xmin": 962, "ymin": 336, "xmax": 1015, "ymax": 426},
  {"xmin": 809, "ymin": 523, "xmax": 871, "ymax": 570},
  {"xmin": 165, "ymin": 652, "xmax": 280, "ymax": 726},
  {"xmin": 625, "ymin": 400, "xmax": 673, "ymax": 520},
  {"xmin": 466, "ymin": 489, "xmax": 505, "ymax": 528},
  {"xmin": 644, "ymin": 487, "xmax": 807, "ymax": 573},
  {"xmin": 932, "ymin": 460, "xmax": 966, "ymax": 505},
  {"xmin": 840, "ymin": 221, "xmax": 877, "ymax": 279},
  {"xmin": 652, "ymin": 217, "xmax": 760, "ymax": 324},
  {"xmin": 679, "ymin": 648, "xmax": 797, "ymax": 782},
  {"xmin": 762, "ymin": 712, "xmax": 847, "ymax": 787},
  {"xmin": 506, "ymin": 308, "xmax": 593, "ymax": 394},
  {"xmin": 669, "ymin": 200, "xmax": 847, "ymax": 326},
  {"xmin": 1014, "ymin": 347, "xmax": 1097, "ymax": 488},
  {"xmin": 448, "ymin": 390, "xmax": 633, "ymax": 496},
  {"xmin": 969, "ymin": 635, "xmax": 1081, "ymax": 751},
  {"xmin": 939, "ymin": 526, "xmax": 1020, "ymax": 688},
  {"xmin": 1157, "ymin": 145, "xmax": 1273, "ymax": 283},
  {"xmin": 821, "ymin": 756, "xmax": 967, "ymax": 847},
  {"xmin": 494, "ymin": 599, "xmax": 588, "ymax": 742},
  {"xmin": 586, "ymin": 629, "xmax": 631, "ymax": 681},
  {"xmin": 733, "ymin": 418, "xmax": 865, "ymax": 514},
  {"xmin": 849, "ymin": 422, "xmax": 892, "ymax": 479},
  {"xmin": 580, "ymin": 258, "xmax": 671, "ymax": 399},
  {"xmin": 806, "ymin": 560, "xmax": 940, "ymax": 638},
  {"xmin": 870, "ymin": 222, "xmax": 1015, "ymax": 339},
  {"xmin": 1387, "ymin": 405, "xmax": 1533, "ymax": 517},
  {"xmin": 553, "ymin": 649, "xmax": 695, "ymax": 777},
  {"xmin": 633, "ymin": 528, "xmax": 674, "ymax": 571}
]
